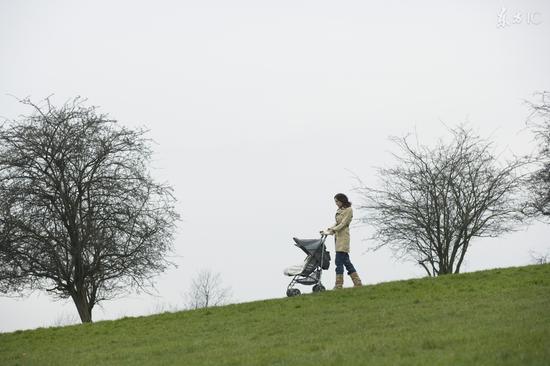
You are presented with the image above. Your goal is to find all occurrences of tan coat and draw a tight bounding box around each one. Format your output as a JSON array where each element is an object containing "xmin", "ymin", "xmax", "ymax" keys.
[{"xmin": 329, "ymin": 206, "xmax": 353, "ymax": 252}]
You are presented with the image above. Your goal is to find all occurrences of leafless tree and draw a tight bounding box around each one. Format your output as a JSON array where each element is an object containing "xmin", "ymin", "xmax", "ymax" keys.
[
  {"xmin": 529, "ymin": 250, "xmax": 549, "ymax": 265},
  {"xmin": 0, "ymin": 97, "xmax": 179, "ymax": 323},
  {"xmin": 184, "ymin": 269, "xmax": 232, "ymax": 310},
  {"xmin": 524, "ymin": 91, "xmax": 550, "ymax": 220},
  {"xmin": 355, "ymin": 125, "xmax": 528, "ymax": 276}
]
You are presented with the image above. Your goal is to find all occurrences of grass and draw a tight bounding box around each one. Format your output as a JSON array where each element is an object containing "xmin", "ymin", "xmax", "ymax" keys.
[{"xmin": 1, "ymin": 264, "xmax": 549, "ymax": 365}]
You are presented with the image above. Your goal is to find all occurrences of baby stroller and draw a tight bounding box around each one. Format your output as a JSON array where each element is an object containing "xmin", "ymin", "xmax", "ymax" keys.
[{"xmin": 284, "ymin": 234, "xmax": 331, "ymax": 297}]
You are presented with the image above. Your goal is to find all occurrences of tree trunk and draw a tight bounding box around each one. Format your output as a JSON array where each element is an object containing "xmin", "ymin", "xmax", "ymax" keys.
[
  {"xmin": 454, "ymin": 240, "xmax": 470, "ymax": 274},
  {"xmin": 71, "ymin": 291, "xmax": 93, "ymax": 323}
]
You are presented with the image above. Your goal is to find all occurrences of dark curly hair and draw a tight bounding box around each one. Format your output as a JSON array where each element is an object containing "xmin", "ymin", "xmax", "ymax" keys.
[{"xmin": 334, "ymin": 193, "xmax": 352, "ymax": 208}]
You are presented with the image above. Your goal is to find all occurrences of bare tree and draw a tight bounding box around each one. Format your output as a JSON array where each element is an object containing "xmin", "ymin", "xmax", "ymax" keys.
[
  {"xmin": 355, "ymin": 125, "xmax": 528, "ymax": 276},
  {"xmin": 524, "ymin": 91, "xmax": 550, "ymax": 220},
  {"xmin": 529, "ymin": 250, "xmax": 549, "ymax": 265},
  {"xmin": 0, "ymin": 97, "xmax": 179, "ymax": 323},
  {"xmin": 184, "ymin": 269, "xmax": 232, "ymax": 310}
]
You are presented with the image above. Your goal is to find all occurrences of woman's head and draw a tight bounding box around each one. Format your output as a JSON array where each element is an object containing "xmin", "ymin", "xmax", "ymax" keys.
[{"xmin": 334, "ymin": 193, "xmax": 352, "ymax": 208}]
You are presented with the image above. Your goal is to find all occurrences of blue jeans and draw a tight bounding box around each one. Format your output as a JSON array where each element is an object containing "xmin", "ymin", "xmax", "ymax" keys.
[{"xmin": 335, "ymin": 251, "xmax": 356, "ymax": 275}]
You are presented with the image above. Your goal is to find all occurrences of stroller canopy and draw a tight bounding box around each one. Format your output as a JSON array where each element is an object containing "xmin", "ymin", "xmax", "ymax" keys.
[{"xmin": 293, "ymin": 237, "xmax": 324, "ymax": 255}]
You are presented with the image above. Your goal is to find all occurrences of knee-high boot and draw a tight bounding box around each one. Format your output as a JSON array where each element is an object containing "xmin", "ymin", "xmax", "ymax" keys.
[
  {"xmin": 349, "ymin": 272, "xmax": 362, "ymax": 287},
  {"xmin": 334, "ymin": 274, "xmax": 344, "ymax": 289}
]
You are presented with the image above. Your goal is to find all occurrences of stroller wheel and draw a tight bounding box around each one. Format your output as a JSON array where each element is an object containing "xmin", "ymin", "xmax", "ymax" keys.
[
  {"xmin": 286, "ymin": 288, "xmax": 301, "ymax": 297},
  {"xmin": 312, "ymin": 284, "xmax": 326, "ymax": 293}
]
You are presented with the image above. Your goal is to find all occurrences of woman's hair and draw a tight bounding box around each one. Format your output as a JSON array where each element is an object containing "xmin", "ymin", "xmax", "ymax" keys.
[{"xmin": 334, "ymin": 193, "xmax": 352, "ymax": 208}]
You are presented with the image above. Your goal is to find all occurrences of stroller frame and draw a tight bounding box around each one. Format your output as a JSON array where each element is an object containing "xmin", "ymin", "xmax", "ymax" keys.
[{"xmin": 285, "ymin": 234, "xmax": 329, "ymax": 297}]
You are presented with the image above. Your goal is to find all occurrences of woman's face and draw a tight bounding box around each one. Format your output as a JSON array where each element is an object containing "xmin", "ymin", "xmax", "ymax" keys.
[{"xmin": 334, "ymin": 198, "xmax": 343, "ymax": 208}]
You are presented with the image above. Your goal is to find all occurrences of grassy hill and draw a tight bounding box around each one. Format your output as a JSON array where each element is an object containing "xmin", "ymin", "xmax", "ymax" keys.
[{"xmin": 1, "ymin": 264, "xmax": 549, "ymax": 366}]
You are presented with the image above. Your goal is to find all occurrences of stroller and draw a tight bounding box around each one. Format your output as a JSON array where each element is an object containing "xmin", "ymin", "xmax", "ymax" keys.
[{"xmin": 284, "ymin": 233, "xmax": 331, "ymax": 297}]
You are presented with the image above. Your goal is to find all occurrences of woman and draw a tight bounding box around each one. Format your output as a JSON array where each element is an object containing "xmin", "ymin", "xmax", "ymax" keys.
[{"xmin": 321, "ymin": 193, "xmax": 362, "ymax": 289}]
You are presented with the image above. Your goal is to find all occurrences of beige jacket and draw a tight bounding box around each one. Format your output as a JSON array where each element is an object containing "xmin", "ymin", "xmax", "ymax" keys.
[{"xmin": 329, "ymin": 206, "xmax": 353, "ymax": 252}]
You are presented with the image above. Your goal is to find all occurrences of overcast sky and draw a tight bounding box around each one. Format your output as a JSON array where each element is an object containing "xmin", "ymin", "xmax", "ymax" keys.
[{"xmin": 1, "ymin": 0, "xmax": 549, "ymax": 332}]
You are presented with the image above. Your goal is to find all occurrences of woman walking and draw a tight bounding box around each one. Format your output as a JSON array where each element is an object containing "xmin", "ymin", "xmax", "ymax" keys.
[{"xmin": 321, "ymin": 193, "xmax": 363, "ymax": 289}]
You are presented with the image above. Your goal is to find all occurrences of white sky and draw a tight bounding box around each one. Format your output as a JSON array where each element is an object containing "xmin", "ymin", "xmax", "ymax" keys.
[{"xmin": 1, "ymin": 0, "xmax": 549, "ymax": 332}]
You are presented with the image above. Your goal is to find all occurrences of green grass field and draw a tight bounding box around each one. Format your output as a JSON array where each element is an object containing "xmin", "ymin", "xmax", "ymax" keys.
[{"xmin": 1, "ymin": 264, "xmax": 549, "ymax": 366}]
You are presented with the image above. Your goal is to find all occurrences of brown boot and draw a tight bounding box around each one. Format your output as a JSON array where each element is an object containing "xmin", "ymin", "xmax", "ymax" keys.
[
  {"xmin": 349, "ymin": 272, "xmax": 362, "ymax": 287},
  {"xmin": 334, "ymin": 274, "xmax": 344, "ymax": 289}
]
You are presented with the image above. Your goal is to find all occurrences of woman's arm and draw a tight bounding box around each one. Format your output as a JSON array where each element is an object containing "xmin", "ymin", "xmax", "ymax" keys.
[{"xmin": 329, "ymin": 208, "xmax": 353, "ymax": 233}]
